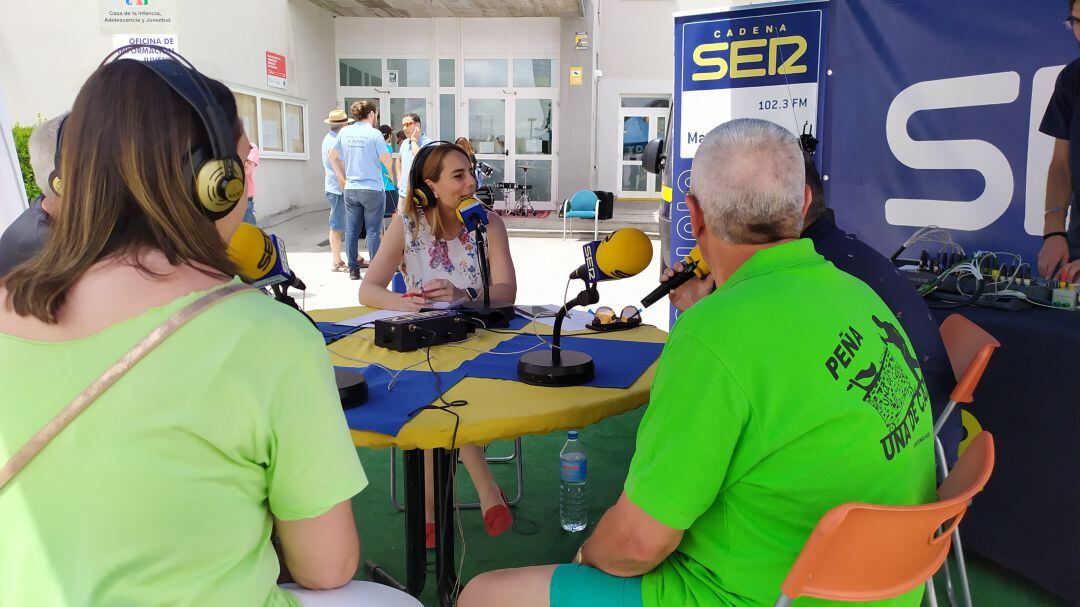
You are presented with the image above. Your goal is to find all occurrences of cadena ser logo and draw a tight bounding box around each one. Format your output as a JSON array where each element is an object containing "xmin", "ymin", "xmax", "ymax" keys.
[
  {"xmin": 125, "ymin": 0, "xmax": 150, "ymax": 5},
  {"xmin": 681, "ymin": 9, "xmax": 822, "ymax": 92}
]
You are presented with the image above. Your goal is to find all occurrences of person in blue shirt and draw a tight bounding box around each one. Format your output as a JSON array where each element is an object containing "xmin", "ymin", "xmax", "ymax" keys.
[
  {"xmin": 397, "ymin": 113, "xmax": 432, "ymax": 194},
  {"xmin": 322, "ymin": 109, "xmax": 354, "ymax": 272},
  {"xmin": 330, "ymin": 101, "xmax": 392, "ymax": 280},
  {"xmin": 379, "ymin": 124, "xmax": 399, "ymax": 218},
  {"xmin": 663, "ymin": 156, "xmax": 961, "ymax": 467}
]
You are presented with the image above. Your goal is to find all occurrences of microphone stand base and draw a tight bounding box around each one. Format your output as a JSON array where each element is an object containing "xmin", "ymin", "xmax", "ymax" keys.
[
  {"xmin": 517, "ymin": 349, "xmax": 595, "ymax": 386},
  {"xmin": 335, "ymin": 367, "xmax": 369, "ymax": 409},
  {"xmin": 458, "ymin": 301, "xmax": 516, "ymax": 328}
]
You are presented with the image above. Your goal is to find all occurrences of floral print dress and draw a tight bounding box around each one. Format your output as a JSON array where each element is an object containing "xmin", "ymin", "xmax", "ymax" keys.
[{"xmin": 399, "ymin": 212, "xmax": 484, "ymax": 294}]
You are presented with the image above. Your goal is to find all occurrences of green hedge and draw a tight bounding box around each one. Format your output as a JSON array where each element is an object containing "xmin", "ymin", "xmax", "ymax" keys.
[{"xmin": 12, "ymin": 123, "xmax": 40, "ymax": 202}]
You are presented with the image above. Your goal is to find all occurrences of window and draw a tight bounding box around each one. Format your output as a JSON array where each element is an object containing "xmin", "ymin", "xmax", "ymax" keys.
[
  {"xmin": 620, "ymin": 97, "xmax": 670, "ymax": 108},
  {"xmin": 235, "ymin": 92, "xmax": 259, "ymax": 148},
  {"xmin": 285, "ymin": 103, "xmax": 305, "ymax": 154},
  {"xmin": 440, "ymin": 94, "xmax": 456, "ymax": 142},
  {"xmin": 386, "ymin": 59, "xmax": 430, "ymax": 87},
  {"xmin": 340, "ymin": 59, "xmax": 382, "ymax": 86},
  {"xmin": 464, "ymin": 59, "xmax": 508, "ymax": 87},
  {"xmin": 513, "ymin": 59, "xmax": 555, "ymax": 87},
  {"xmin": 260, "ymin": 98, "xmax": 284, "ymax": 153},
  {"xmin": 515, "ymin": 99, "xmax": 552, "ymax": 155},
  {"xmin": 233, "ymin": 88, "xmax": 308, "ymax": 159},
  {"xmin": 439, "ymin": 59, "xmax": 455, "ymax": 87}
]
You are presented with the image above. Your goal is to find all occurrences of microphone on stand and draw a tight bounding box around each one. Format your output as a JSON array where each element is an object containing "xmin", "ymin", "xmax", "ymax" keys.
[
  {"xmin": 518, "ymin": 228, "xmax": 653, "ymax": 386},
  {"xmin": 227, "ymin": 223, "xmax": 315, "ymax": 327},
  {"xmin": 640, "ymin": 246, "xmax": 711, "ymax": 308},
  {"xmin": 457, "ymin": 196, "xmax": 489, "ymax": 233},
  {"xmin": 227, "ymin": 223, "xmax": 306, "ymax": 291},
  {"xmin": 569, "ymin": 228, "xmax": 655, "ymax": 284},
  {"xmin": 455, "ymin": 196, "xmax": 515, "ymax": 327}
]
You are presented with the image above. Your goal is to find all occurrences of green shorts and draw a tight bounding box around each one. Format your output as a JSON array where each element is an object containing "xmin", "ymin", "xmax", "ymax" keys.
[{"xmin": 549, "ymin": 564, "xmax": 643, "ymax": 607}]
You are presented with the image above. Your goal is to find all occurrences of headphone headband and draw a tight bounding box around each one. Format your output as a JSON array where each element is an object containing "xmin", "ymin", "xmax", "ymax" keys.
[
  {"xmin": 409, "ymin": 140, "xmax": 466, "ymax": 208},
  {"xmin": 104, "ymin": 46, "xmax": 235, "ymax": 169},
  {"xmin": 93, "ymin": 44, "xmax": 244, "ymax": 217}
]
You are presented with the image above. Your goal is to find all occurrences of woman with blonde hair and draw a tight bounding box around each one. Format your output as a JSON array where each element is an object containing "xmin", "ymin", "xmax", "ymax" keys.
[
  {"xmin": 359, "ymin": 141, "xmax": 516, "ymax": 547},
  {"xmin": 0, "ymin": 51, "xmax": 406, "ymax": 606}
]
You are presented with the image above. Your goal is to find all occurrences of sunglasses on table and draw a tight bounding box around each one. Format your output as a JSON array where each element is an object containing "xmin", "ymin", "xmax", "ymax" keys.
[{"xmin": 588, "ymin": 305, "xmax": 643, "ymax": 332}]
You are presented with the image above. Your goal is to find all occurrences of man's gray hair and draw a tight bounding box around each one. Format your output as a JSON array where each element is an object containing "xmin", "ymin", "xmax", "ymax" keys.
[
  {"xmin": 689, "ymin": 118, "xmax": 806, "ymax": 244},
  {"xmin": 29, "ymin": 113, "xmax": 68, "ymax": 195}
]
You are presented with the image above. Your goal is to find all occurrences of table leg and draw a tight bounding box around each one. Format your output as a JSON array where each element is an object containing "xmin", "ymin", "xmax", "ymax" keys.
[
  {"xmin": 365, "ymin": 448, "xmax": 427, "ymax": 597},
  {"xmin": 434, "ymin": 447, "xmax": 460, "ymax": 607}
]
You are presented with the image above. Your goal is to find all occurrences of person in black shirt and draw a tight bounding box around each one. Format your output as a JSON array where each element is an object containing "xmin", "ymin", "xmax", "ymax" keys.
[
  {"xmin": 0, "ymin": 113, "xmax": 65, "ymax": 279},
  {"xmin": 1039, "ymin": 0, "xmax": 1080, "ymax": 280},
  {"xmin": 664, "ymin": 156, "xmax": 962, "ymax": 465}
]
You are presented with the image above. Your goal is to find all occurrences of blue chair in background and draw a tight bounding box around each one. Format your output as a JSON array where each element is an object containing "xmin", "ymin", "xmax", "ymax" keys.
[{"xmin": 562, "ymin": 190, "xmax": 600, "ymax": 240}]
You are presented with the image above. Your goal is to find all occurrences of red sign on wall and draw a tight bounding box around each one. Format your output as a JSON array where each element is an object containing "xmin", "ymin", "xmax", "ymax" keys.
[{"xmin": 266, "ymin": 51, "xmax": 286, "ymax": 89}]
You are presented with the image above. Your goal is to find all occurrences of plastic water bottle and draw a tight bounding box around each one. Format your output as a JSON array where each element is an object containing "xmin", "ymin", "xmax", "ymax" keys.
[{"xmin": 560, "ymin": 431, "xmax": 588, "ymax": 532}]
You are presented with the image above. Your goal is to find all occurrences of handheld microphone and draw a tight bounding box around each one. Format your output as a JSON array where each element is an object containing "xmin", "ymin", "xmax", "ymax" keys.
[
  {"xmin": 456, "ymin": 196, "xmax": 489, "ymax": 233},
  {"xmin": 227, "ymin": 223, "xmax": 306, "ymax": 291},
  {"xmin": 569, "ymin": 228, "xmax": 653, "ymax": 284},
  {"xmin": 640, "ymin": 246, "xmax": 711, "ymax": 308}
]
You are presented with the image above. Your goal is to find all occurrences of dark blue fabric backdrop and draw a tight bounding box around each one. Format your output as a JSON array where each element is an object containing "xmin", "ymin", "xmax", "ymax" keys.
[{"xmin": 823, "ymin": 0, "xmax": 1078, "ymax": 261}]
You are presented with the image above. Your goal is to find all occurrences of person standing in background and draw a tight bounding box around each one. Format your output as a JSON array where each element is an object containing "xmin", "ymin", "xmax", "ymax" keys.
[
  {"xmin": 331, "ymin": 100, "xmax": 392, "ymax": 280},
  {"xmin": 379, "ymin": 124, "xmax": 399, "ymax": 222},
  {"xmin": 242, "ymin": 141, "xmax": 259, "ymax": 225},
  {"xmin": 0, "ymin": 113, "xmax": 67, "ymax": 278},
  {"xmin": 396, "ymin": 113, "xmax": 431, "ymax": 194},
  {"xmin": 1039, "ymin": 0, "xmax": 1080, "ymax": 280},
  {"xmin": 323, "ymin": 109, "xmax": 354, "ymax": 272}
]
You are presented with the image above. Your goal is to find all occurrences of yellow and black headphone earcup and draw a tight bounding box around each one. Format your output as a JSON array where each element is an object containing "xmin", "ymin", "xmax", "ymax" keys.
[
  {"xmin": 50, "ymin": 174, "xmax": 63, "ymax": 197},
  {"xmin": 190, "ymin": 147, "xmax": 244, "ymax": 219},
  {"xmin": 413, "ymin": 187, "xmax": 429, "ymax": 208}
]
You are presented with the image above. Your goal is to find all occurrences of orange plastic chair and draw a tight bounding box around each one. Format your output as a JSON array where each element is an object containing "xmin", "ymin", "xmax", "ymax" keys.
[
  {"xmin": 773, "ymin": 432, "xmax": 995, "ymax": 607},
  {"xmin": 935, "ymin": 314, "xmax": 1000, "ymax": 437},
  {"xmin": 933, "ymin": 315, "xmax": 999, "ymax": 607}
]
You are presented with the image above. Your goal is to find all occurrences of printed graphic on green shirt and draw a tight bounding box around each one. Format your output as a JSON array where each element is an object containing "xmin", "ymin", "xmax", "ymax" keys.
[{"xmin": 826, "ymin": 315, "xmax": 932, "ymax": 461}]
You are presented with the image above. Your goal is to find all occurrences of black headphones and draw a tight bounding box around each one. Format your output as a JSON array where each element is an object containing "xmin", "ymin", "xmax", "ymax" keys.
[
  {"xmin": 47, "ymin": 115, "xmax": 67, "ymax": 197},
  {"xmin": 409, "ymin": 140, "xmax": 465, "ymax": 209},
  {"xmin": 87, "ymin": 44, "xmax": 246, "ymax": 219}
]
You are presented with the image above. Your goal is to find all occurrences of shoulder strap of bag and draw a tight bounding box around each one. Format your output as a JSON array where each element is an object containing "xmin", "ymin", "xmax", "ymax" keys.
[{"xmin": 0, "ymin": 282, "xmax": 251, "ymax": 493}]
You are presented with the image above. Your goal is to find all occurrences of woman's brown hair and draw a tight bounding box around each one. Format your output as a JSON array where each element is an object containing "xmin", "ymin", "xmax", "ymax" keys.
[
  {"xmin": 401, "ymin": 143, "xmax": 472, "ymax": 241},
  {"xmin": 4, "ymin": 59, "xmax": 242, "ymax": 323},
  {"xmin": 454, "ymin": 137, "xmax": 475, "ymax": 158}
]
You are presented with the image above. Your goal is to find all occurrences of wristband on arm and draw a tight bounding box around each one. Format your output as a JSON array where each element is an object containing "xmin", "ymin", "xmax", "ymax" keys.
[{"xmin": 1043, "ymin": 231, "xmax": 1069, "ymax": 241}]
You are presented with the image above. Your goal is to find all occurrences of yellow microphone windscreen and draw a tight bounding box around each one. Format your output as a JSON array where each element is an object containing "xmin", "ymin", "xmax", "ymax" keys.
[
  {"xmin": 686, "ymin": 245, "xmax": 711, "ymax": 277},
  {"xmin": 227, "ymin": 222, "xmax": 277, "ymax": 281},
  {"xmin": 596, "ymin": 228, "xmax": 653, "ymax": 279}
]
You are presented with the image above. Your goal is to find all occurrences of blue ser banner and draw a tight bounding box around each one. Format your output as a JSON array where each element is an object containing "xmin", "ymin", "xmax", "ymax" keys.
[
  {"xmin": 671, "ymin": 1, "xmax": 830, "ymax": 262},
  {"xmin": 822, "ymin": 0, "xmax": 1078, "ymax": 262}
]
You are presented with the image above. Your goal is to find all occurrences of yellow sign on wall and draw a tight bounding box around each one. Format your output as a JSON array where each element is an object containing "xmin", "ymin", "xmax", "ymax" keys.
[{"xmin": 569, "ymin": 66, "xmax": 583, "ymax": 86}]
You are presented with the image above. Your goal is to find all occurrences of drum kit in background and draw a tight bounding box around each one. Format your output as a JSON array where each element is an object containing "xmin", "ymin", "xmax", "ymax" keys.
[{"xmin": 474, "ymin": 161, "xmax": 539, "ymax": 217}]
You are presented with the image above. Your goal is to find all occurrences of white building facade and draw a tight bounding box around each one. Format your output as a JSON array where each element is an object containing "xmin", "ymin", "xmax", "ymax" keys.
[{"xmin": 0, "ymin": 0, "xmax": 753, "ymax": 221}]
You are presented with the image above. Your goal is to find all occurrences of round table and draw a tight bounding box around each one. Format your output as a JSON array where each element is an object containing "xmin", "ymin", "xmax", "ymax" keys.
[{"xmin": 310, "ymin": 305, "xmax": 666, "ymax": 605}]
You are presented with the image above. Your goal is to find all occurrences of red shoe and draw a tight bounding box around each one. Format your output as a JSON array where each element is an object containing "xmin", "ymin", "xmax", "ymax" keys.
[
  {"xmin": 483, "ymin": 490, "xmax": 512, "ymax": 538},
  {"xmin": 425, "ymin": 522, "xmax": 435, "ymax": 550}
]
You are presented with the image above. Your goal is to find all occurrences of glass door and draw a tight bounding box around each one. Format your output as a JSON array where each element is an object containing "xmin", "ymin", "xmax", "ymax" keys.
[
  {"xmin": 465, "ymin": 94, "xmax": 511, "ymax": 207},
  {"xmin": 617, "ymin": 98, "xmax": 670, "ymax": 199},
  {"xmin": 461, "ymin": 58, "xmax": 557, "ymax": 210},
  {"xmin": 512, "ymin": 95, "xmax": 555, "ymax": 207}
]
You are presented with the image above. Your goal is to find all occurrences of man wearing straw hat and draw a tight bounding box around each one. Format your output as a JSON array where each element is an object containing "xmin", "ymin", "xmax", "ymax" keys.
[{"xmin": 323, "ymin": 108, "xmax": 365, "ymax": 272}]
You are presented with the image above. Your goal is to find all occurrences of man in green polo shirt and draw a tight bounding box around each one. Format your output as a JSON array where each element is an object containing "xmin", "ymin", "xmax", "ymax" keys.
[{"xmin": 457, "ymin": 118, "xmax": 936, "ymax": 607}]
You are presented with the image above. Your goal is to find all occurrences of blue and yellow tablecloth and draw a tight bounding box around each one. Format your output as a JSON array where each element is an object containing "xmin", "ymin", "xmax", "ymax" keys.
[{"xmin": 310, "ymin": 306, "xmax": 667, "ymax": 450}]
